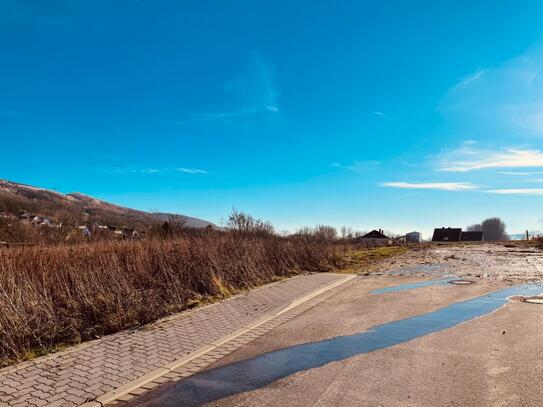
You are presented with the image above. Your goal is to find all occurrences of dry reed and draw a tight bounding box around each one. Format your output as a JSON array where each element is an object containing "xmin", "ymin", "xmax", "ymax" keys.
[{"xmin": 0, "ymin": 233, "xmax": 345, "ymax": 364}]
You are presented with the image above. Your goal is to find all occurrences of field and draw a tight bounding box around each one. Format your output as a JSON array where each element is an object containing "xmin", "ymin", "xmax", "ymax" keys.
[{"xmin": 0, "ymin": 231, "xmax": 402, "ymax": 365}]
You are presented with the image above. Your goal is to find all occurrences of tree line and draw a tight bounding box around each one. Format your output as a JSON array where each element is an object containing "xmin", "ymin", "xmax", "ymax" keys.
[{"xmin": 466, "ymin": 217, "xmax": 508, "ymax": 241}]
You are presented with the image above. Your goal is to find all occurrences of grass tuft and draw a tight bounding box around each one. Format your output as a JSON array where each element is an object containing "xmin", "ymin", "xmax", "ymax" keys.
[{"xmin": 339, "ymin": 245, "xmax": 408, "ymax": 273}]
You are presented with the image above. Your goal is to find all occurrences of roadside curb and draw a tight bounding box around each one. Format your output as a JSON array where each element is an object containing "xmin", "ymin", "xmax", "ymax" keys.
[{"xmin": 81, "ymin": 274, "xmax": 356, "ymax": 407}]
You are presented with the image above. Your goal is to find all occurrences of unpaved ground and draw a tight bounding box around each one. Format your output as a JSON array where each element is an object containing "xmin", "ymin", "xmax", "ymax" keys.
[
  {"xmin": 370, "ymin": 242, "xmax": 543, "ymax": 282},
  {"xmin": 130, "ymin": 243, "xmax": 543, "ymax": 407}
]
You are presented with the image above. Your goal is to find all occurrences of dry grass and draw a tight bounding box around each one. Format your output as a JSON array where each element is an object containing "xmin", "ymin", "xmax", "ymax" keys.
[
  {"xmin": 0, "ymin": 232, "xmax": 347, "ymax": 365},
  {"xmin": 339, "ymin": 245, "xmax": 409, "ymax": 273}
]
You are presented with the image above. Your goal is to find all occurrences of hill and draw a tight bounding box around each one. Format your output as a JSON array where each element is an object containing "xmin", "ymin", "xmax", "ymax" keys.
[
  {"xmin": 0, "ymin": 179, "xmax": 216, "ymax": 229},
  {"xmin": 150, "ymin": 213, "xmax": 216, "ymax": 229}
]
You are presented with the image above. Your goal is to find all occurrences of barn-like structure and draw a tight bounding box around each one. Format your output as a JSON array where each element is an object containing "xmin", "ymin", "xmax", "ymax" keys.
[
  {"xmin": 359, "ymin": 229, "xmax": 392, "ymax": 245},
  {"xmin": 432, "ymin": 227, "xmax": 462, "ymax": 242},
  {"xmin": 460, "ymin": 231, "xmax": 484, "ymax": 241},
  {"xmin": 432, "ymin": 227, "xmax": 483, "ymax": 242}
]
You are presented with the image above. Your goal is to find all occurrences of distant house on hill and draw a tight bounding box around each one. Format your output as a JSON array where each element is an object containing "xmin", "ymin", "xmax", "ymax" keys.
[
  {"xmin": 460, "ymin": 231, "xmax": 483, "ymax": 241},
  {"xmin": 78, "ymin": 225, "xmax": 91, "ymax": 237},
  {"xmin": 17, "ymin": 211, "xmax": 33, "ymax": 222},
  {"xmin": 432, "ymin": 227, "xmax": 462, "ymax": 242},
  {"xmin": 360, "ymin": 229, "xmax": 391, "ymax": 245}
]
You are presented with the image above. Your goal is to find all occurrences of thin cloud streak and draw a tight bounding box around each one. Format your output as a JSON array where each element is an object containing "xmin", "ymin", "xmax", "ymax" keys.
[
  {"xmin": 332, "ymin": 160, "xmax": 380, "ymax": 173},
  {"xmin": 380, "ymin": 182, "xmax": 478, "ymax": 191},
  {"xmin": 436, "ymin": 144, "xmax": 543, "ymax": 172},
  {"xmin": 177, "ymin": 167, "xmax": 208, "ymax": 174},
  {"xmin": 486, "ymin": 188, "xmax": 543, "ymax": 195},
  {"xmin": 179, "ymin": 52, "xmax": 279, "ymax": 127},
  {"xmin": 372, "ymin": 111, "xmax": 390, "ymax": 119},
  {"xmin": 499, "ymin": 171, "xmax": 543, "ymax": 176},
  {"xmin": 109, "ymin": 167, "xmax": 207, "ymax": 175},
  {"xmin": 440, "ymin": 47, "xmax": 543, "ymax": 137}
]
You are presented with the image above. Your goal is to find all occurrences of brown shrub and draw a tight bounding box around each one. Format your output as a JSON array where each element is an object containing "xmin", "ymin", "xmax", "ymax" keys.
[{"xmin": 0, "ymin": 233, "xmax": 345, "ymax": 364}]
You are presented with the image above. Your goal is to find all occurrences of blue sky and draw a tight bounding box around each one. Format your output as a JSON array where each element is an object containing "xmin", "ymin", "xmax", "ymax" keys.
[{"xmin": 2, "ymin": 1, "xmax": 543, "ymax": 237}]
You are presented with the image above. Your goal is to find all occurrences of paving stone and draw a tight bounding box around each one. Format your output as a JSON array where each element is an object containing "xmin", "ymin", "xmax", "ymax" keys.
[{"xmin": 0, "ymin": 273, "xmax": 348, "ymax": 407}]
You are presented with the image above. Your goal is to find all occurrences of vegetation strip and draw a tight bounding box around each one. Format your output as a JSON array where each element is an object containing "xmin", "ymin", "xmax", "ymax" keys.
[
  {"xmin": 0, "ymin": 273, "xmax": 350, "ymax": 406},
  {"xmin": 81, "ymin": 275, "xmax": 356, "ymax": 407}
]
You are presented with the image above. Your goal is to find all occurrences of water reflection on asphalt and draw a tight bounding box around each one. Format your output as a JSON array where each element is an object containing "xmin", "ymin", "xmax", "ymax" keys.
[{"xmin": 138, "ymin": 283, "xmax": 543, "ymax": 407}]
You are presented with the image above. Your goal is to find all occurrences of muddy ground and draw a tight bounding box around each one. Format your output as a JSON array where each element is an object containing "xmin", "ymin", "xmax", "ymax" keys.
[
  {"xmin": 370, "ymin": 242, "xmax": 543, "ymax": 283},
  {"xmin": 130, "ymin": 242, "xmax": 543, "ymax": 407}
]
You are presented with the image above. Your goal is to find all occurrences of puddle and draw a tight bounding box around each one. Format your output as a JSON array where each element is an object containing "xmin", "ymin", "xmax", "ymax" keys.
[
  {"xmin": 143, "ymin": 283, "xmax": 543, "ymax": 407},
  {"xmin": 370, "ymin": 279, "xmax": 452, "ymax": 294}
]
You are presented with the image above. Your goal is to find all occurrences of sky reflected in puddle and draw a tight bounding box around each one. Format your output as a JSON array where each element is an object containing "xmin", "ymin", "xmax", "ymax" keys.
[
  {"xmin": 370, "ymin": 279, "xmax": 453, "ymax": 294},
  {"xmin": 139, "ymin": 284, "xmax": 543, "ymax": 407}
]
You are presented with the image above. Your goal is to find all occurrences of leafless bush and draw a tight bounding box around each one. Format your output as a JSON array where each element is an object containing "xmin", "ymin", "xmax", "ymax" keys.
[
  {"xmin": 293, "ymin": 225, "xmax": 338, "ymax": 242},
  {"xmin": 226, "ymin": 209, "xmax": 275, "ymax": 236},
  {"xmin": 0, "ymin": 232, "xmax": 344, "ymax": 364}
]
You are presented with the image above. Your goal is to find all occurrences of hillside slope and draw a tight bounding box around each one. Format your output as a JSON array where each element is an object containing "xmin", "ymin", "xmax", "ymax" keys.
[{"xmin": 0, "ymin": 179, "xmax": 216, "ymax": 228}]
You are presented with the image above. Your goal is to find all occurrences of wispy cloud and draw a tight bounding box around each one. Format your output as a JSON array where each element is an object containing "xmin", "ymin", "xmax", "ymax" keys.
[
  {"xmin": 499, "ymin": 171, "xmax": 543, "ymax": 176},
  {"xmin": 436, "ymin": 143, "xmax": 543, "ymax": 172},
  {"xmin": 456, "ymin": 68, "xmax": 486, "ymax": 86},
  {"xmin": 109, "ymin": 167, "xmax": 207, "ymax": 175},
  {"xmin": 440, "ymin": 47, "xmax": 543, "ymax": 137},
  {"xmin": 372, "ymin": 111, "xmax": 390, "ymax": 119},
  {"xmin": 180, "ymin": 52, "xmax": 279, "ymax": 127},
  {"xmin": 486, "ymin": 188, "xmax": 543, "ymax": 195},
  {"xmin": 380, "ymin": 182, "xmax": 478, "ymax": 191},
  {"xmin": 332, "ymin": 160, "xmax": 380, "ymax": 173},
  {"xmin": 176, "ymin": 167, "xmax": 207, "ymax": 174}
]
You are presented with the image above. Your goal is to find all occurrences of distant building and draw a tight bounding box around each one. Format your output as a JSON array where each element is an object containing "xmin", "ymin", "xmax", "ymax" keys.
[
  {"xmin": 40, "ymin": 218, "xmax": 53, "ymax": 227},
  {"xmin": 362, "ymin": 229, "xmax": 389, "ymax": 239},
  {"xmin": 360, "ymin": 229, "xmax": 392, "ymax": 245},
  {"xmin": 17, "ymin": 211, "xmax": 33, "ymax": 222},
  {"xmin": 78, "ymin": 225, "xmax": 92, "ymax": 237},
  {"xmin": 406, "ymin": 231, "xmax": 422, "ymax": 243},
  {"xmin": 460, "ymin": 231, "xmax": 483, "ymax": 241},
  {"xmin": 432, "ymin": 227, "xmax": 462, "ymax": 242}
]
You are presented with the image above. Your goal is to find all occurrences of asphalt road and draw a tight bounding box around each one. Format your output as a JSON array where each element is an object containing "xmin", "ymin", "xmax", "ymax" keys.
[{"xmin": 131, "ymin": 247, "xmax": 543, "ymax": 407}]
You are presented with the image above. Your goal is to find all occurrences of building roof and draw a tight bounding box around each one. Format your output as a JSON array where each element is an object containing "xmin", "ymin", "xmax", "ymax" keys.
[
  {"xmin": 432, "ymin": 227, "xmax": 462, "ymax": 242},
  {"xmin": 460, "ymin": 231, "xmax": 483, "ymax": 241},
  {"xmin": 362, "ymin": 230, "xmax": 389, "ymax": 239}
]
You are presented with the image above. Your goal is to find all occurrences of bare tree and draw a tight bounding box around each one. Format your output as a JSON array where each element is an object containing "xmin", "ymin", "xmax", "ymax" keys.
[
  {"xmin": 481, "ymin": 217, "xmax": 508, "ymax": 241},
  {"xmin": 339, "ymin": 226, "xmax": 353, "ymax": 239},
  {"xmin": 466, "ymin": 224, "xmax": 483, "ymax": 232},
  {"xmin": 226, "ymin": 209, "xmax": 275, "ymax": 236},
  {"xmin": 292, "ymin": 225, "xmax": 338, "ymax": 241},
  {"xmin": 294, "ymin": 226, "xmax": 314, "ymax": 237},
  {"xmin": 353, "ymin": 230, "xmax": 367, "ymax": 238},
  {"xmin": 313, "ymin": 225, "xmax": 338, "ymax": 241},
  {"xmin": 163, "ymin": 214, "xmax": 188, "ymax": 236}
]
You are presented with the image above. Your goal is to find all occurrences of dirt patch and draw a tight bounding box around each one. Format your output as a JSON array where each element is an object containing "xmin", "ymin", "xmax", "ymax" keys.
[
  {"xmin": 365, "ymin": 242, "xmax": 543, "ymax": 283},
  {"xmin": 339, "ymin": 246, "xmax": 409, "ymax": 273}
]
